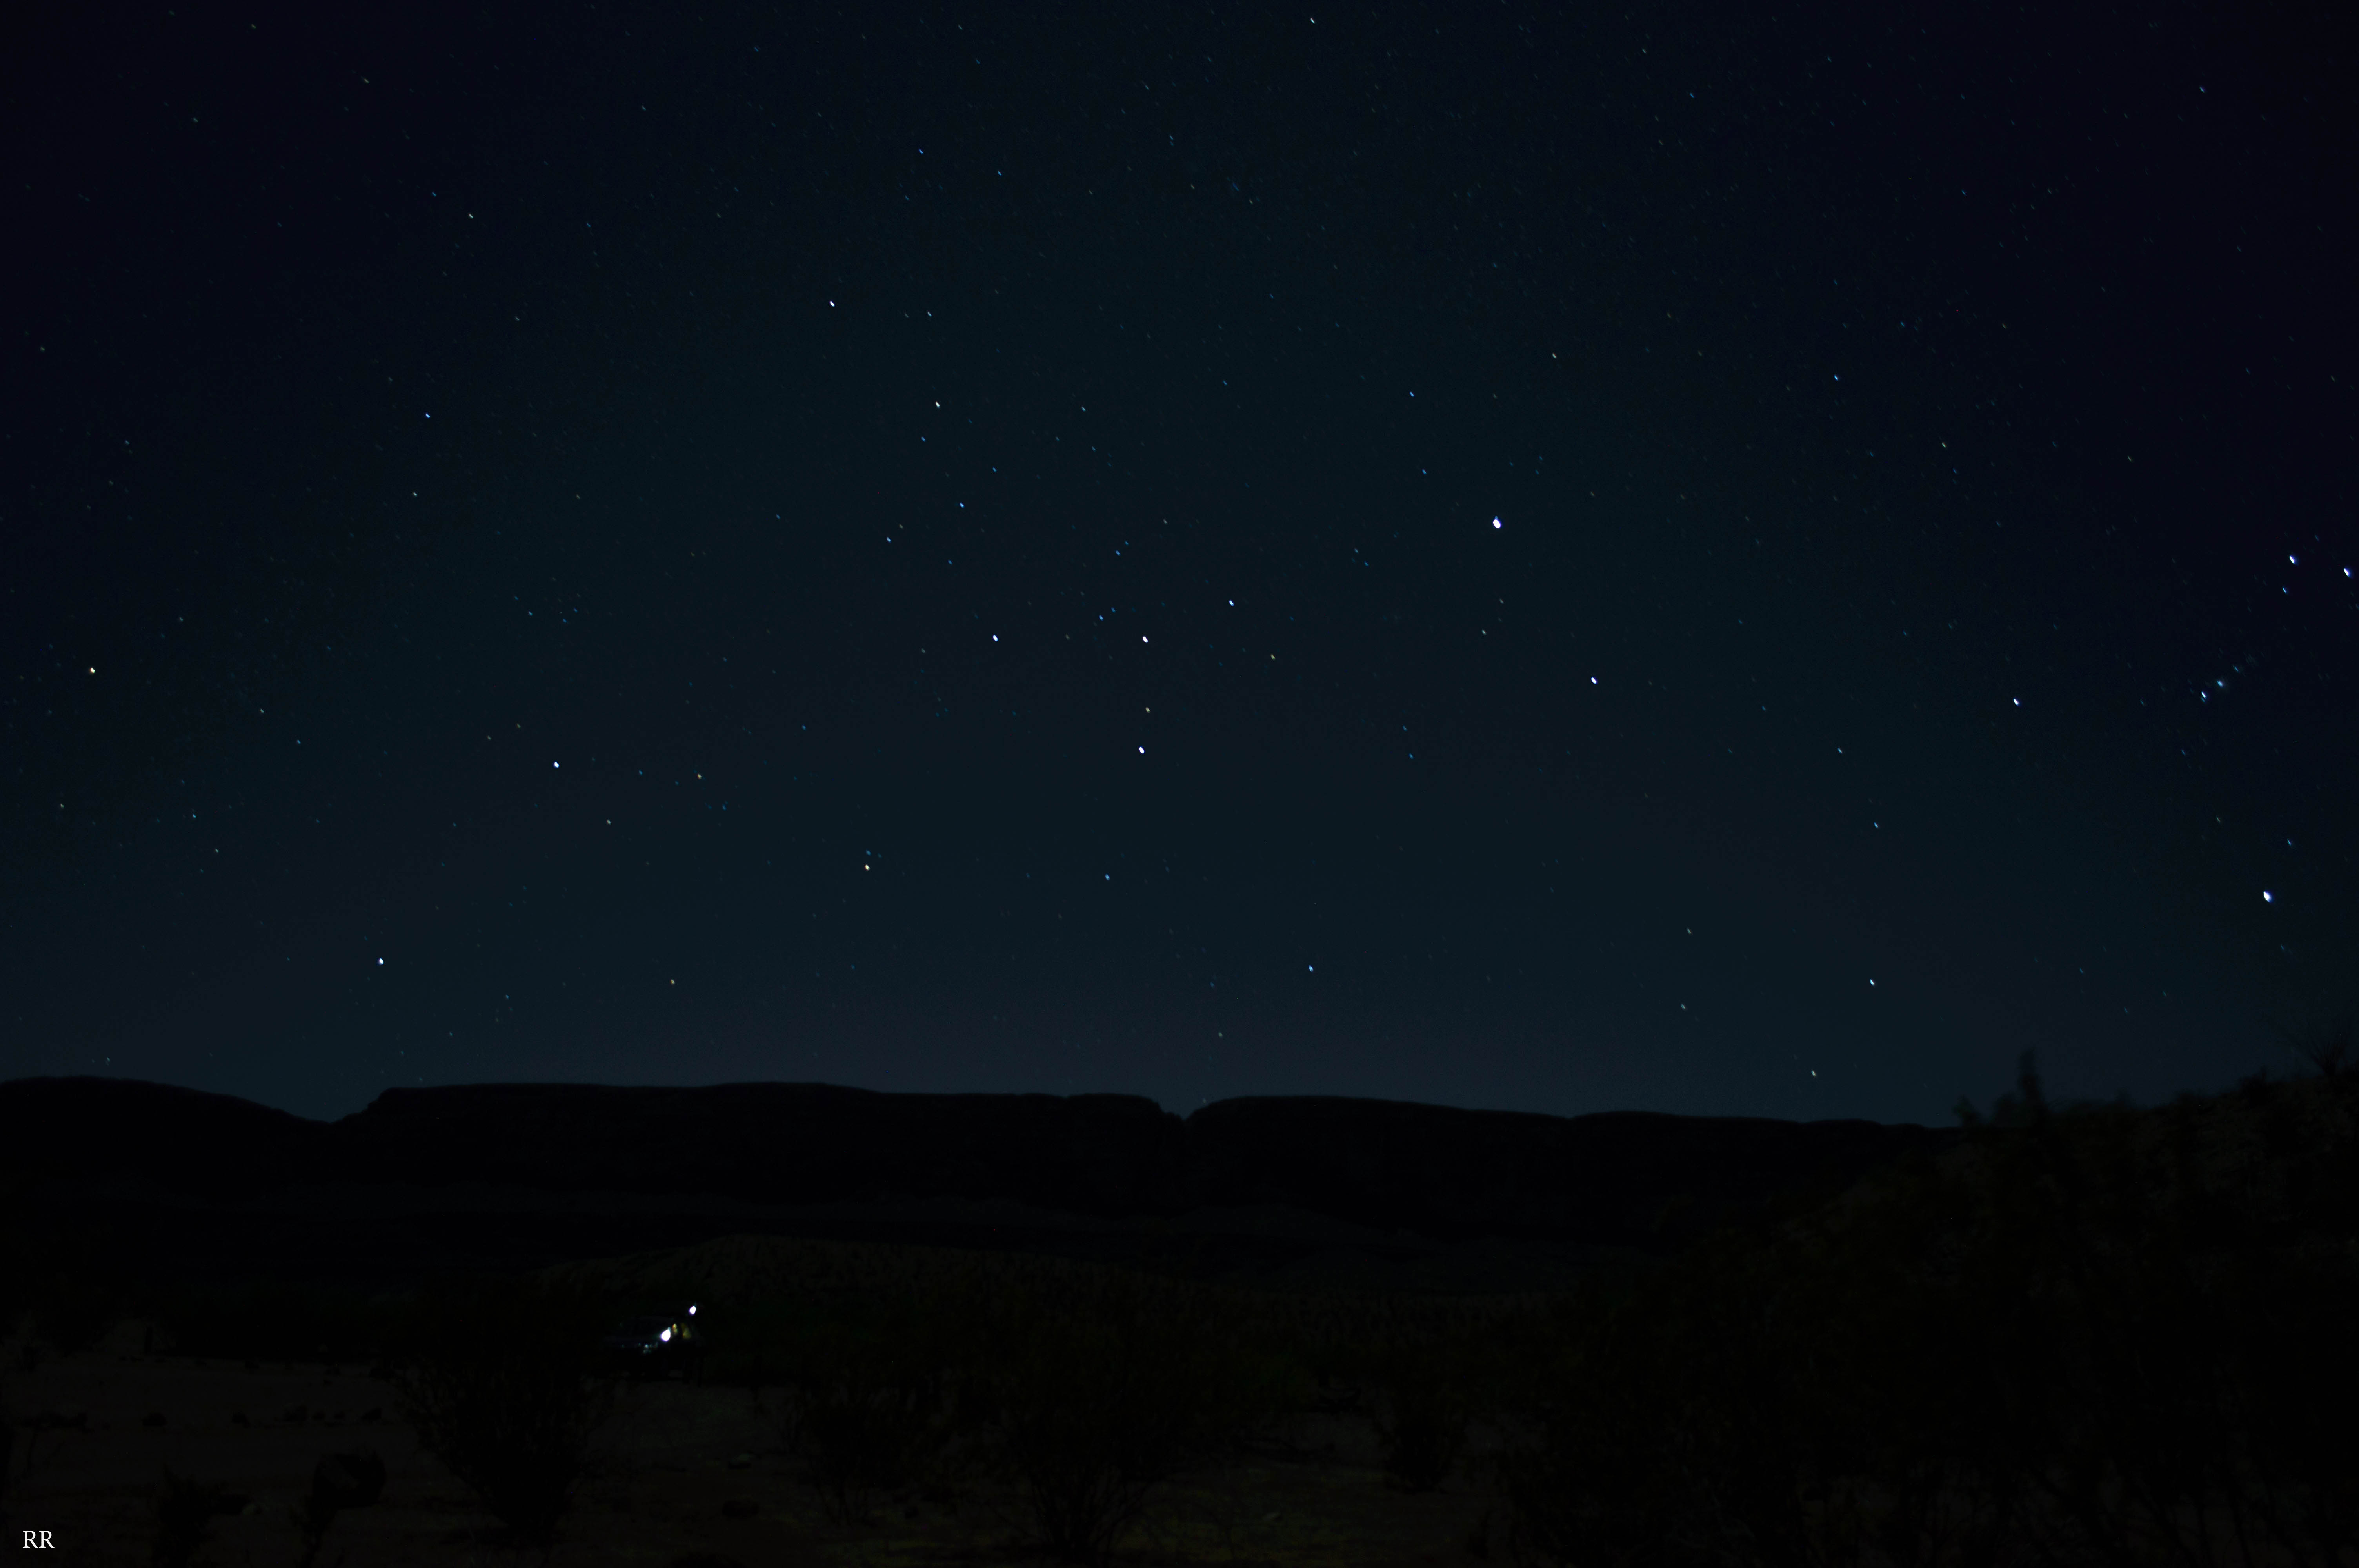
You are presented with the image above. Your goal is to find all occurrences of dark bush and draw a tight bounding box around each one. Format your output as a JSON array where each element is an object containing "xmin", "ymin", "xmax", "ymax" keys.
[
  {"xmin": 1371, "ymin": 1339, "xmax": 1470, "ymax": 1492},
  {"xmin": 293, "ymin": 1448, "xmax": 385, "ymax": 1568},
  {"xmin": 1496, "ymin": 1055, "xmax": 2359, "ymax": 1568},
  {"xmin": 973, "ymin": 1270, "xmax": 1279, "ymax": 1565},
  {"xmin": 690, "ymin": 1298, "xmax": 802, "ymax": 1393},
  {"xmin": 394, "ymin": 1280, "xmax": 613, "ymax": 1554},
  {"xmin": 778, "ymin": 1301, "xmax": 960, "ymax": 1525},
  {"xmin": 149, "ymin": 1471, "xmax": 244, "ymax": 1568}
]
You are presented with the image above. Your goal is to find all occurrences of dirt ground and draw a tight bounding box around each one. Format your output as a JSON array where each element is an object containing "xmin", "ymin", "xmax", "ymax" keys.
[{"xmin": 3, "ymin": 1342, "xmax": 1504, "ymax": 1566}]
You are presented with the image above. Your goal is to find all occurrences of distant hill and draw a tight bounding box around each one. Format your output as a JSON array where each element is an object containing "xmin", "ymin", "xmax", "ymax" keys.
[{"xmin": 0, "ymin": 1076, "xmax": 1951, "ymax": 1292}]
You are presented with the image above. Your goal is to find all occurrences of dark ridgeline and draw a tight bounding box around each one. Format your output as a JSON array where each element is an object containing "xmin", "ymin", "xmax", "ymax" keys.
[
  {"xmin": 1181, "ymin": 1095, "xmax": 1935, "ymax": 1242},
  {"xmin": 0, "ymin": 1075, "xmax": 1946, "ymax": 1287}
]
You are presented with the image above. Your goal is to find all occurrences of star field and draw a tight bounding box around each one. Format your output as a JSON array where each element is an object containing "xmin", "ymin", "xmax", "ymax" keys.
[{"xmin": 2, "ymin": 0, "xmax": 2352, "ymax": 1121}]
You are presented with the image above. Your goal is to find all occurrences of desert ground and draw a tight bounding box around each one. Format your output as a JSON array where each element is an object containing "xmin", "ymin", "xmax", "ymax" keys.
[{"xmin": 4, "ymin": 1329, "xmax": 1500, "ymax": 1567}]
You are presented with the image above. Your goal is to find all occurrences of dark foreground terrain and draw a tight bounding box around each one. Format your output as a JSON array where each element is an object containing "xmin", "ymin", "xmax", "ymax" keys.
[
  {"xmin": 4, "ymin": 1060, "xmax": 2354, "ymax": 1566},
  {"xmin": 0, "ymin": 1321, "xmax": 1493, "ymax": 1567}
]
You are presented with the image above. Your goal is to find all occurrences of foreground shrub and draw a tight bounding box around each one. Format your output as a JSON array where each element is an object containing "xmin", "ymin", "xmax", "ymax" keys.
[
  {"xmin": 394, "ymin": 1280, "xmax": 613, "ymax": 1553},
  {"xmin": 1496, "ymin": 1056, "xmax": 2359, "ymax": 1568},
  {"xmin": 971, "ymin": 1270, "xmax": 1282, "ymax": 1565},
  {"xmin": 1371, "ymin": 1338, "xmax": 1472, "ymax": 1492},
  {"xmin": 292, "ymin": 1448, "xmax": 385, "ymax": 1568},
  {"xmin": 777, "ymin": 1300, "xmax": 961, "ymax": 1524},
  {"xmin": 149, "ymin": 1471, "xmax": 243, "ymax": 1568}
]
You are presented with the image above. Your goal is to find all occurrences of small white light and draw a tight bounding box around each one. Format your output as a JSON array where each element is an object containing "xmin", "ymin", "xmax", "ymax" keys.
[
  {"xmin": 378, "ymin": 958, "xmax": 385, "ymax": 965},
  {"xmin": 552, "ymin": 761, "xmax": 560, "ymax": 768},
  {"xmin": 1138, "ymin": 746, "xmax": 1145, "ymax": 754},
  {"xmin": 2263, "ymin": 891, "xmax": 2274, "ymax": 903},
  {"xmin": 1492, "ymin": 516, "xmax": 1503, "ymax": 528},
  {"xmin": 688, "ymin": 1305, "xmax": 697, "ymax": 1315},
  {"xmin": 659, "ymin": 1328, "xmax": 672, "ymax": 1343}
]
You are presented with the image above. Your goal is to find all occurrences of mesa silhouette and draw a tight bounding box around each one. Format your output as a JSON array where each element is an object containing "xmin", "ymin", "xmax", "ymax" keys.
[{"xmin": 1, "ymin": 1076, "xmax": 1946, "ymax": 1290}]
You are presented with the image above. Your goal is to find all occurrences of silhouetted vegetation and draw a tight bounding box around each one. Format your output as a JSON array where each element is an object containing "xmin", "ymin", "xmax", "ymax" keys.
[
  {"xmin": 1491, "ymin": 1054, "xmax": 2359, "ymax": 1567},
  {"xmin": 2273, "ymin": 1012, "xmax": 2354, "ymax": 1083},
  {"xmin": 1371, "ymin": 1336, "xmax": 1474, "ymax": 1493},
  {"xmin": 149, "ymin": 1470, "xmax": 244, "ymax": 1568},
  {"xmin": 392, "ymin": 1280, "xmax": 614, "ymax": 1556},
  {"xmin": 774, "ymin": 1298, "xmax": 963, "ymax": 1525},
  {"xmin": 967, "ymin": 1270, "xmax": 1296, "ymax": 1565},
  {"xmin": 292, "ymin": 1448, "xmax": 385, "ymax": 1568},
  {"xmin": 689, "ymin": 1267, "xmax": 1296, "ymax": 1558}
]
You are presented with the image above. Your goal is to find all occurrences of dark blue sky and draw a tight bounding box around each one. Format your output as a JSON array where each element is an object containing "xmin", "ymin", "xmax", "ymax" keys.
[{"xmin": 5, "ymin": 0, "xmax": 2353, "ymax": 1122}]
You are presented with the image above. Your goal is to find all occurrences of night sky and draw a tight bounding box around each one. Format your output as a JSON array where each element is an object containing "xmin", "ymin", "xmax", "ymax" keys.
[{"xmin": 6, "ymin": 1, "xmax": 2353, "ymax": 1125}]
